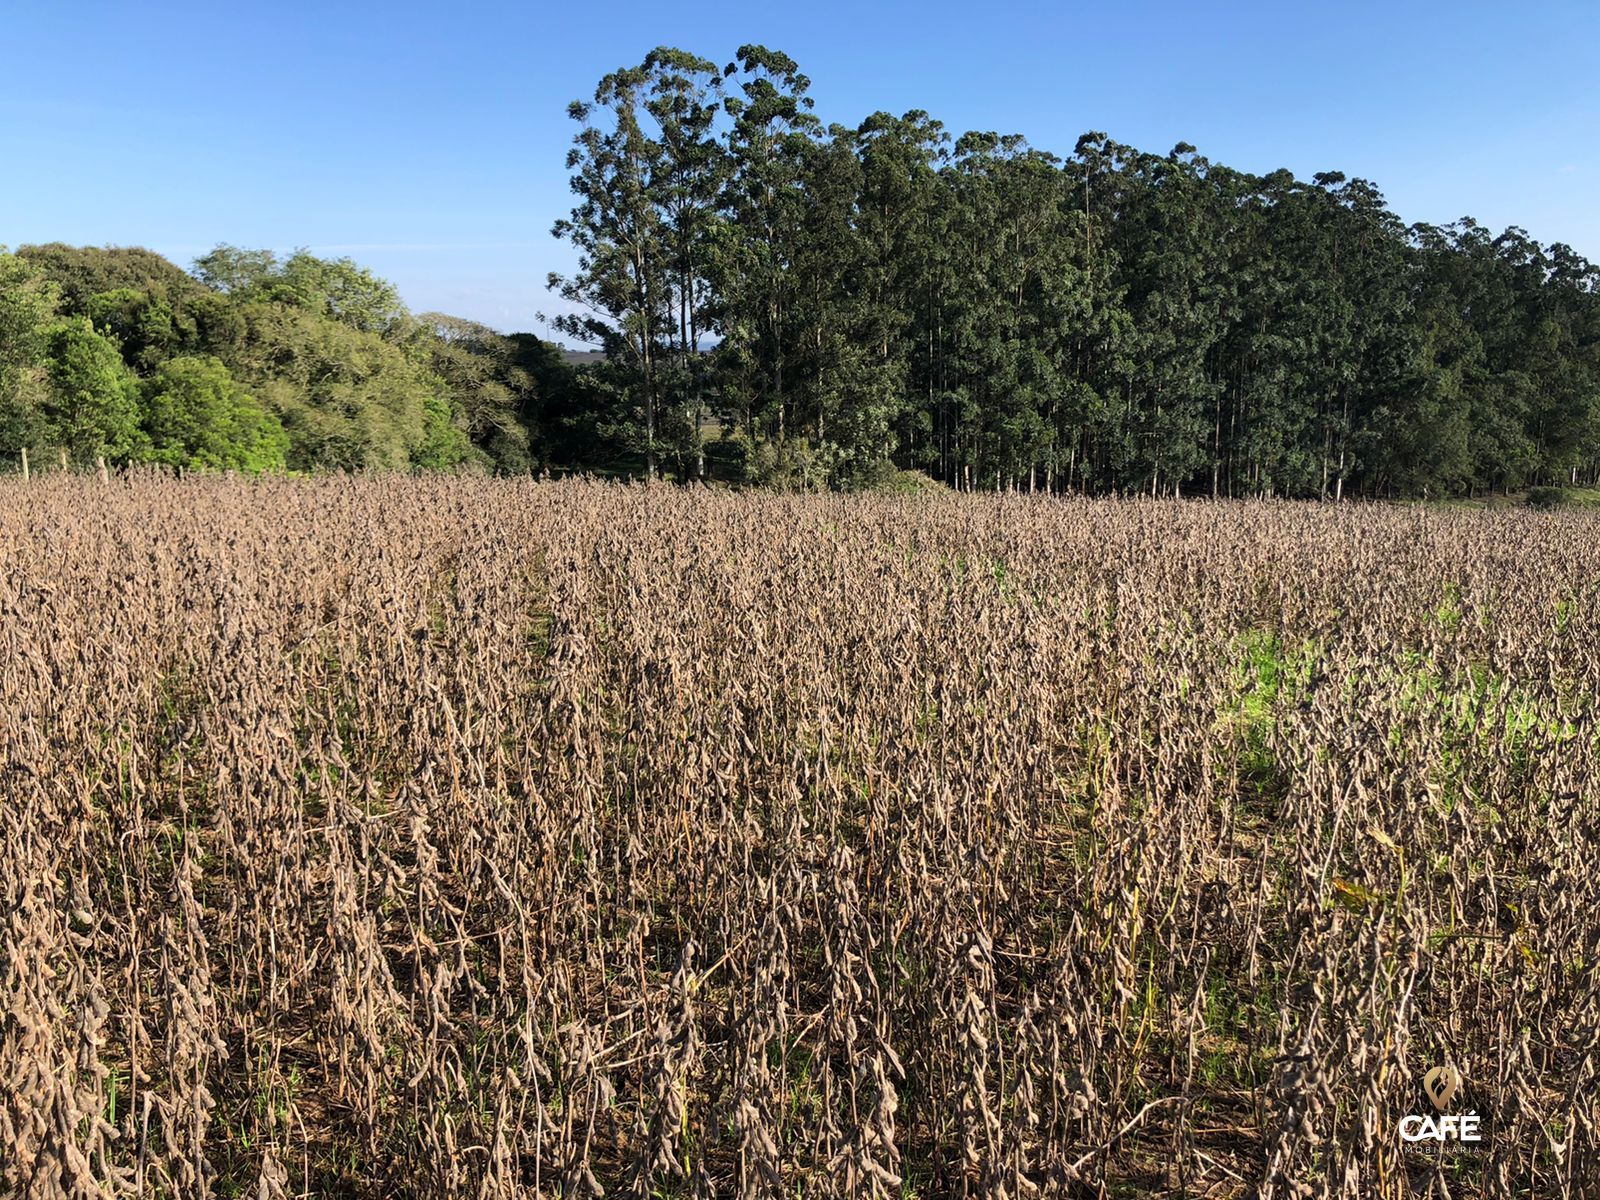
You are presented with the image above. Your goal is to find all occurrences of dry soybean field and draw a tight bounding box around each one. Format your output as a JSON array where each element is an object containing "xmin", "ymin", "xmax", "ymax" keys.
[{"xmin": 7, "ymin": 474, "xmax": 1600, "ymax": 1200}]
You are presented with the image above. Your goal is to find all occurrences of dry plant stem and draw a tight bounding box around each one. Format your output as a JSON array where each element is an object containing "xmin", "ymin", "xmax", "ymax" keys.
[{"xmin": 1, "ymin": 471, "xmax": 1596, "ymax": 1198}]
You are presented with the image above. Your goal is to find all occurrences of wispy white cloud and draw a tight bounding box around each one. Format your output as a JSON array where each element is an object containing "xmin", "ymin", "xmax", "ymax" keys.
[{"xmin": 306, "ymin": 242, "xmax": 548, "ymax": 254}]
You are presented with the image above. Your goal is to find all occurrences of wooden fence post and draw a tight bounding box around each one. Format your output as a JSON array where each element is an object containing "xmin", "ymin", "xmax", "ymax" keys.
[
  {"xmin": 59, "ymin": 448, "xmax": 68, "ymax": 471},
  {"xmin": 20, "ymin": 447, "xmax": 27, "ymax": 481},
  {"xmin": 97, "ymin": 456, "xmax": 109, "ymax": 484}
]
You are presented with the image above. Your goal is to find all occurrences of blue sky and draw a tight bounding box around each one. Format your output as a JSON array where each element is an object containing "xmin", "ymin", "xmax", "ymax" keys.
[{"xmin": 4, "ymin": 0, "xmax": 1597, "ymax": 339}]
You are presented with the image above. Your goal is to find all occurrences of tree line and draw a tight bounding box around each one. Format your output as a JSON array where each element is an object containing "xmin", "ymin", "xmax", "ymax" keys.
[
  {"xmin": 4, "ymin": 43, "xmax": 1597, "ymax": 496},
  {"xmin": 0, "ymin": 243, "xmax": 582, "ymax": 475},
  {"xmin": 552, "ymin": 45, "xmax": 1600, "ymax": 497}
]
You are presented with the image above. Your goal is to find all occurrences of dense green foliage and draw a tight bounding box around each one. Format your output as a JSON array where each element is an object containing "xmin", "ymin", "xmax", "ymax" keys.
[
  {"xmin": 0, "ymin": 244, "xmax": 558, "ymax": 474},
  {"xmin": 552, "ymin": 46, "xmax": 1600, "ymax": 496},
  {"xmin": 42, "ymin": 317, "xmax": 144, "ymax": 464},
  {"xmin": 141, "ymin": 356, "xmax": 289, "ymax": 471},
  {"xmin": 5, "ymin": 47, "xmax": 1596, "ymax": 494}
]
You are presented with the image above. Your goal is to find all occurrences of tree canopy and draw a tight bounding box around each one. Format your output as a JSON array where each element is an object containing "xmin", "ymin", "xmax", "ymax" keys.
[
  {"xmin": 3, "ymin": 48, "xmax": 1597, "ymax": 496},
  {"xmin": 549, "ymin": 47, "xmax": 1600, "ymax": 496},
  {"xmin": 0, "ymin": 244, "xmax": 553, "ymax": 475}
]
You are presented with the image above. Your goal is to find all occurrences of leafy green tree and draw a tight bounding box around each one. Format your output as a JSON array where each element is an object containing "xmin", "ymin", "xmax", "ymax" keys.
[
  {"xmin": 411, "ymin": 391, "xmax": 475, "ymax": 470},
  {"xmin": 188, "ymin": 248, "xmax": 476, "ymax": 470},
  {"xmin": 5, "ymin": 243, "xmax": 571, "ymax": 477},
  {"xmin": 418, "ymin": 313, "xmax": 535, "ymax": 471},
  {"xmin": 275, "ymin": 252, "xmax": 405, "ymax": 333},
  {"xmin": 142, "ymin": 356, "xmax": 288, "ymax": 471},
  {"xmin": 43, "ymin": 317, "xmax": 145, "ymax": 462},
  {"xmin": 18, "ymin": 243, "xmax": 201, "ymax": 312},
  {"xmin": 84, "ymin": 287, "xmax": 193, "ymax": 369},
  {"xmin": 223, "ymin": 302, "xmax": 450, "ymax": 470},
  {"xmin": 191, "ymin": 245, "xmax": 282, "ymax": 296},
  {"xmin": 194, "ymin": 246, "xmax": 404, "ymax": 333},
  {"xmin": 0, "ymin": 251, "xmax": 59, "ymax": 458}
]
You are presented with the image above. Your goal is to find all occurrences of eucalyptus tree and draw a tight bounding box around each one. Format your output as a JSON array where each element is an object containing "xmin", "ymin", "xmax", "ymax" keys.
[
  {"xmin": 1209, "ymin": 167, "xmax": 1308, "ymax": 497},
  {"xmin": 1054, "ymin": 133, "xmax": 1134, "ymax": 493},
  {"xmin": 641, "ymin": 47, "xmax": 726, "ymax": 477},
  {"xmin": 850, "ymin": 109, "xmax": 946, "ymax": 477},
  {"xmin": 550, "ymin": 60, "xmax": 671, "ymax": 476},
  {"xmin": 1536, "ymin": 241, "xmax": 1600, "ymax": 484},
  {"xmin": 1480, "ymin": 227, "xmax": 1600, "ymax": 486},
  {"xmin": 715, "ymin": 44, "xmax": 819, "ymax": 449},
  {"xmin": 787, "ymin": 123, "xmax": 866, "ymax": 459},
  {"xmin": 1099, "ymin": 142, "xmax": 1228, "ymax": 495},
  {"xmin": 1409, "ymin": 220, "xmax": 1600, "ymax": 493},
  {"xmin": 941, "ymin": 132, "xmax": 1099, "ymax": 489},
  {"xmin": 1300, "ymin": 174, "xmax": 1414, "ymax": 499}
]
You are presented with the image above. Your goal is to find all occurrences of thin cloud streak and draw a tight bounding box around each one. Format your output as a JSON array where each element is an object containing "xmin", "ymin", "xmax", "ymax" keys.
[{"xmin": 307, "ymin": 242, "xmax": 550, "ymax": 254}]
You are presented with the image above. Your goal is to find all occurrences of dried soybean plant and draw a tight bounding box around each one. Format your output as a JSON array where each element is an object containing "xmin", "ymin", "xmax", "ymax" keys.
[{"xmin": 2, "ymin": 472, "xmax": 1599, "ymax": 1199}]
